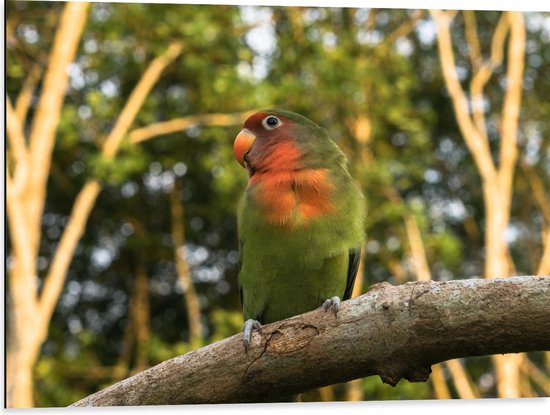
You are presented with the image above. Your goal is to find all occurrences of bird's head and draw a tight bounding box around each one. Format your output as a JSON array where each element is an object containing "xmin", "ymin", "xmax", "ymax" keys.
[{"xmin": 233, "ymin": 109, "xmax": 336, "ymax": 176}]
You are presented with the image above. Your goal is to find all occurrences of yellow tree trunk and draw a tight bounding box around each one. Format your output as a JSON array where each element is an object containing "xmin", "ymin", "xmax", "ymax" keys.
[
  {"xmin": 431, "ymin": 10, "xmax": 526, "ymax": 398},
  {"xmin": 5, "ymin": 2, "xmax": 186, "ymax": 404}
]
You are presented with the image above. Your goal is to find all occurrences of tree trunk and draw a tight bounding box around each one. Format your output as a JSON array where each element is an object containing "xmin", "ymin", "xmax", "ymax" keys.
[
  {"xmin": 8, "ymin": 357, "xmax": 35, "ymax": 408},
  {"xmin": 170, "ymin": 180, "xmax": 203, "ymax": 343},
  {"xmin": 133, "ymin": 264, "xmax": 152, "ymax": 373},
  {"xmin": 6, "ymin": 329, "xmax": 42, "ymax": 408},
  {"xmin": 430, "ymin": 9, "xmax": 527, "ymax": 398},
  {"xmin": 71, "ymin": 276, "xmax": 550, "ymax": 406},
  {"xmin": 5, "ymin": 9, "xmax": 186, "ymax": 404}
]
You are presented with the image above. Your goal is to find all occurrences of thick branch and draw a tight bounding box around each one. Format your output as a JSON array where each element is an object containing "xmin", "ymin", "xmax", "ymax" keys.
[{"xmin": 71, "ymin": 276, "xmax": 550, "ymax": 406}]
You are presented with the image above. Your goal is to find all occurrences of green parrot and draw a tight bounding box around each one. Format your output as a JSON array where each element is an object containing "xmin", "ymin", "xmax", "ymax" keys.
[{"xmin": 233, "ymin": 109, "xmax": 366, "ymax": 351}]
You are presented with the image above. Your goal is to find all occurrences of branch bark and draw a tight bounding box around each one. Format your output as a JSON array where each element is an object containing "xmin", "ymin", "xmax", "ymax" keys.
[{"xmin": 71, "ymin": 276, "xmax": 550, "ymax": 406}]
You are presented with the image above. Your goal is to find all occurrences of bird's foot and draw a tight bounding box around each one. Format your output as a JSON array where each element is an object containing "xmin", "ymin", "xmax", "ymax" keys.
[
  {"xmin": 322, "ymin": 296, "xmax": 341, "ymax": 317},
  {"xmin": 242, "ymin": 319, "xmax": 261, "ymax": 353}
]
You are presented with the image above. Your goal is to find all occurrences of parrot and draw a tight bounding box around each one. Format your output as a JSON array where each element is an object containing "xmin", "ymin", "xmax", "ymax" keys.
[{"xmin": 233, "ymin": 109, "xmax": 366, "ymax": 352}]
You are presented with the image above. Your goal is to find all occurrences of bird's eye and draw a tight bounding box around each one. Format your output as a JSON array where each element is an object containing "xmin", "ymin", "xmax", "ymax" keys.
[{"xmin": 262, "ymin": 116, "xmax": 281, "ymax": 130}]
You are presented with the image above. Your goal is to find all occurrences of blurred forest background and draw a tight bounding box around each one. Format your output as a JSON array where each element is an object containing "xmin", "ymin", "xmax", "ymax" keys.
[{"xmin": 5, "ymin": 0, "xmax": 550, "ymax": 408}]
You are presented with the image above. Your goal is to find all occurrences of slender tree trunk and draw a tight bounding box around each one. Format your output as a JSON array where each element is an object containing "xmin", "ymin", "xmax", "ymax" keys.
[
  {"xmin": 6, "ymin": 2, "xmax": 248, "ymax": 403},
  {"xmin": 6, "ymin": 3, "xmax": 90, "ymax": 407},
  {"xmin": 113, "ymin": 265, "xmax": 151, "ymax": 379},
  {"xmin": 8, "ymin": 356, "xmax": 35, "ymax": 408},
  {"xmin": 431, "ymin": 364, "xmax": 451, "ymax": 399},
  {"xmin": 7, "ymin": 4, "xmax": 187, "ymax": 399},
  {"xmin": 134, "ymin": 264, "xmax": 151, "ymax": 372},
  {"xmin": 170, "ymin": 180, "xmax": 203, "ymax": 344},
  {"xmin": 430, "ymin": 9, "xmax": 526, "ymax": 398},
  {"xmin": 445, "ymin": 359, "xmax": 479, "ymax": 399},
  {"xmin": 487, "ymin": 11, "xmax": 525, "ymax": 398},
  {"xmin": 7, "ymin": 321, "xmax": 43, "ymax": 408},
  {"xmin": 133, "ymin": 264, "xmax": 151, "ymax": 372}
]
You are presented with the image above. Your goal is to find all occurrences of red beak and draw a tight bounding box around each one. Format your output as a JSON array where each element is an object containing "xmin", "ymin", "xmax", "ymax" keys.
[{"xmin": 233, "ymin": 129, "xmax": 256, "ymax": 167}]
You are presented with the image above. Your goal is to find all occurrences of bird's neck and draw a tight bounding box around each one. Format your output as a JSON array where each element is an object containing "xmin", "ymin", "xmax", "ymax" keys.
[
  {"xmin": 248, "ymin": 168, "xmax": 336, "ymax": 227},
  {"xmin": 247, "ymin": 140, "xmax": 302, "ymax": 175}
]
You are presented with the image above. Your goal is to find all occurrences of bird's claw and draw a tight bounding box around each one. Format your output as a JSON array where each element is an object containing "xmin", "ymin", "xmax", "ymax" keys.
[
  {"xmin": 243, "ymin": 319, "xmax": 261, "ymax": 353},
  {"xmin": 322, "ymin": 296, "xmax": 341, "ymax": 317}
]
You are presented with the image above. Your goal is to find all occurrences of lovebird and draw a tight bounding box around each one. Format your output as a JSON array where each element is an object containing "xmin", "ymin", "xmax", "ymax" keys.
[{"xmin": 233, "ymin": 109, "xmax": 366, "ymax": 352}]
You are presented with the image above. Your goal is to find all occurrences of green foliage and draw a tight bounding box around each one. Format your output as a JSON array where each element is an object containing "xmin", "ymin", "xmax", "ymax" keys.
[
  {"xmin": 86, "ymin": 140, "xmax": 150, "ymax": 185},
  {"xmin": 209, "ymin": 309, "xmax": 244, "ymax": 340},
  {"xmin": 147, "ymin": 335, "xmax": 198, "ymax": 363}
]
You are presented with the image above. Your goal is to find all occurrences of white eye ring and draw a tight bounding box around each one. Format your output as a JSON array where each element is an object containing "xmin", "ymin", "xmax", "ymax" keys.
[{"xmin": 262, "ymin": 115, "xmax": 282, "ymax": 130}]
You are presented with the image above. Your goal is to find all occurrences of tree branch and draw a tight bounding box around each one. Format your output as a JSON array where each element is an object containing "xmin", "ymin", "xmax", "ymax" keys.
[
  {"xmin": 37, "ymin": 41, "xmax": 184, "ymax": 327},
  {"xmin": 521, "ymin": 161, "xmax": 550, "ymax": 226},
  {"xmin": 498, "ymin": 11, "xmax": 525, "ymax": 210},
  {"xmin": 38, "ymin": 179, "xmax": 102, "ymax": 324},
  {"xmin": 170, "ymin": 180, "xmax": 203, "ymax": 343},
  {"xmin": 5, "ymin": 95, "xmax": 29, "ymax": 195},
  {"xmin": 469, "ymin": 12, "xmax": 509, "ymax": 141},
  {"xmin": 128, "ymin": 111, "xmax": 255, "ymax": 144},
  {"xmin": 403, "ymin": 214, "xmax": 431, "ymax": 282},
  {"xmin": 431, "ymin": 364, "xmax": 451, "ymax": 399},
  {"xmin": 522, "ymin": 356, "xmax": 550, "ymax": 396},
  {"xmin": 101, "ymin": 41, "xmax": 183, "ymax": 158},
  {"xmin": 71, "ymin": 276, "xmax": 550, "ymax": 406},
  {"xmin": 463, "ymin": 11, "xmax": 481, "ymax": 70},
  {"xmin": 383, "ymin": 9, "xmax": 424, "ymax": 47},
  {"xmin": 537, "ymin": 230, "xmax": 550, "ymax": 276},
  {"xmin": 15, "ymin": 61, "xmax": 43, "ymax": 124},
  {"xmin": 430, "ymin": 10, "xmax": 496, "ymax": 184},
  {"xmin": 444, "ymin": 359, "xmax": 479, "ymax": 399},
  {"xmin": 25, "ymin": 1, "xmax": 90, "ymax": 258}
]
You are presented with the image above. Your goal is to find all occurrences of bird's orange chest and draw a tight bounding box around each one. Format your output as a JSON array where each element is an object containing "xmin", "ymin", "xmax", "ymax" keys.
[{"xmin": 249, "ymin": 168, "xmax": 335, "ymax": 227}]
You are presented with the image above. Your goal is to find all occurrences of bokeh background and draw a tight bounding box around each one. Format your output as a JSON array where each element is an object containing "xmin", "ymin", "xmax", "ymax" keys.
[{"xmin": 5, "ymin": 1, "xmax": 550, "ymax": 408}]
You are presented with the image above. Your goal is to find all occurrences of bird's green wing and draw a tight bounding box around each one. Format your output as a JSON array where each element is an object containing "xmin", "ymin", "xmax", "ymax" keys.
[{"xmin": 343, "ymin": 248, "xmax": 361, "ymax": 301}]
